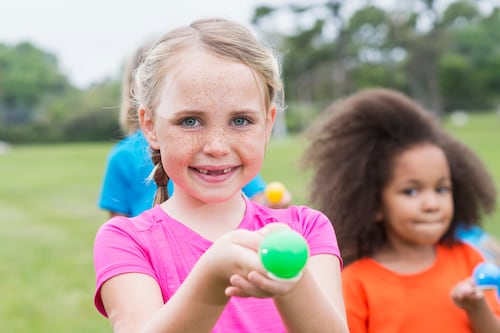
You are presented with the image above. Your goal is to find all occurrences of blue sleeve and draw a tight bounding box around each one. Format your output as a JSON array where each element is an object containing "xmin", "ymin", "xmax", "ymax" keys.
[
  {"xmin": 456, "ymin": 225, "xmax": 485, "ymax": 245},
  {"xmin": 98, "ymin": 144, "xmax": 132, "ymax": 215},
  {"xmin": 242, "ymin": 174, "xmax": 266, "ymax": 198},
  {"xmin": 99, "ymin": 131, "xmax": 157, "ymax": 217}
]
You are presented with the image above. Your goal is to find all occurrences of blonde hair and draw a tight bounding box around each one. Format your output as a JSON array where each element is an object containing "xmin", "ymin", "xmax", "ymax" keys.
[
  {"xmin": 134, "ymin": 18, "xmax": 284, "ymax": 204},
  {"xmin": 118, "ymin": 42, "xmax": 153, "ymax": 134}
]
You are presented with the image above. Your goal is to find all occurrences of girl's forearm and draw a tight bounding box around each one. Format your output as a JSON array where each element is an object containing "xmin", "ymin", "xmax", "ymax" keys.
[
  {"xmin": 274, "ymin": 269, "xmax": 349, "ymax": 333},
  {"xmin": 467, "ymin": 299, "xmax": 500, "ymax": 333},
  {"xmin": 141, "ymin": 259, "xmax": 230, "ymax": 333}
]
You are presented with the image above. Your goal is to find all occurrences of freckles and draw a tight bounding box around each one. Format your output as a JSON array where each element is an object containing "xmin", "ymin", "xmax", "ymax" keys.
[
  {"xmin": 195, "ymin": 72, "xmax": 232, "ymax": 110},
  {"xmin": 191, "ymin": 136, "xmax": 204, "ymax": 151},
  {"xmin": 233, "ymin": 132, "xmax": 250, "ymax": 146}
]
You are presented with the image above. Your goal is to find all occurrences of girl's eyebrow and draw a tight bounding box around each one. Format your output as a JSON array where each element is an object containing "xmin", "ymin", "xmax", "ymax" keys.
[
  {"xmin": 399, "ymin": 176, "xmax": 451, "ymax": 185},
  {"xmin": 229, "ymin": 109, "xmax": 262, "ymax": 116},
  {"xmin": 438, "ymin": 177, "xmax": 453, "ymax": 184},
  {"xmin": 171, "ymin": 109, "xmax": 205, "ymax": 116},
  {"xmin": 170, "ymin": 108, "xmax": 262, "ymax": 116},
  {"xmin": 398, "ymin": 179, "xmax": 420, "ymax": 186}
]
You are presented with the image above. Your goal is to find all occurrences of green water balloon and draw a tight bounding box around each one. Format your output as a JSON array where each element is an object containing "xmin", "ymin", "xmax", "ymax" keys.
[{"xmin": 259, "ymin": 228, "xmax": 309, "ymax": 280}]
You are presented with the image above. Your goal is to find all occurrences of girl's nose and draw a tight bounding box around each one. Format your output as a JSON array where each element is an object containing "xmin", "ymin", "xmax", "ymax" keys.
[
  {"xmin": 203, "ymin": 126, "xmax": 230, "ymax": 157},
  {"xmin": 422, "ymin": 191, "xmax": 440, "ymax": 211}
]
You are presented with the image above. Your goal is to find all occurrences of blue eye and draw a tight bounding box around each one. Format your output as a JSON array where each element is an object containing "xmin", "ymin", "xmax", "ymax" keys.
[
  {"xmin": 233, "ymin": 117, "xmax": 250, "ymax": 127},
  {"xmin": 402, "ymin": 188, "xmax": 418, "ymax": 196},
  {"xmin": 181, "ymin": 117, "xmax": 199, "ymax": 127}
]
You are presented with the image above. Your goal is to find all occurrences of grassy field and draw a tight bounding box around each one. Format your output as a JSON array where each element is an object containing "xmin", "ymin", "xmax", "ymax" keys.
[
  {"xmin": 443, "ymin": 112, "xmax": 500, "ymax": 230},
  {"xmin": 0, "ymin": 112, "xmax": 498, "ymax": 332}
]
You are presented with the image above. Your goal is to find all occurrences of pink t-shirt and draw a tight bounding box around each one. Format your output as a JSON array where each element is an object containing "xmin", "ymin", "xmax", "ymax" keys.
[{"xmin": 93, "ymin": 197, "xmax": 341, "ymax": 332}]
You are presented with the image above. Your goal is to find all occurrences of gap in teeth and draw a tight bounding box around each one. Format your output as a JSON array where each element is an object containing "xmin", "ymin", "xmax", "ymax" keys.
[{"xmin": 197, "ymin": 168, "xmax": 232, "ymax": 175}]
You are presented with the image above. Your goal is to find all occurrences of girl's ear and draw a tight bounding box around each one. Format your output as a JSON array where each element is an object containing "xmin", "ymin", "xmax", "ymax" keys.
[
  {"xmin": 265, "ymin": 104, "xmax": 278, "ymax": 142},
  {"xmin": 138, "ymin": 107, "xmax": 160, "ymax": 150}
]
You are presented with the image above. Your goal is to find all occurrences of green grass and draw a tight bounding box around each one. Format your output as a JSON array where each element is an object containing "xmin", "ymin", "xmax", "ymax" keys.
[
  {"xmin": 0, "ymin": 144, "xmax": 112, "ymax": 332},
  {"xmin": 443, "ymin": 112, "xmax": 500, "ymax": 234},
  {"xmin": 0, "ymin": 112, "xmax": 498, "ymax": 332}
]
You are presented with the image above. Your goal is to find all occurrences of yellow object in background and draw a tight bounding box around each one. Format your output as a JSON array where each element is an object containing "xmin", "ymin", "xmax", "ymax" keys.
[{"xmin": 265, "ymin": 181, "xmax": 286, "ymax": 204}]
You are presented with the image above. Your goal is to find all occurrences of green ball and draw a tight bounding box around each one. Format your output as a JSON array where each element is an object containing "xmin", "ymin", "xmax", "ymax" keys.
[{"xmin": 259, "ymin": 228, "xmax": 309, "ymax": 280}]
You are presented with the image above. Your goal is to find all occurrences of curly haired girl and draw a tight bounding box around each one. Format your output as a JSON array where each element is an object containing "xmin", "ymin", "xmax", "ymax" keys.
[{"xmin": 303, "ymin": 88, "xmax": 500, "ymax": 332}]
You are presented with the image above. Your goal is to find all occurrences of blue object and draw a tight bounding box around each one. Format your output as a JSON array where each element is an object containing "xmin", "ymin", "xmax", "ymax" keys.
[
  {"xmin": 456, "ymin": 225, "xmax": 485, "ymax": 245},
  {"xmin": 457, "ymin": 225, "xmax": 500, "ymax": 298},
  {"xmin": 456, "ymin": 225, "xmax": 500, "ymax": 263},
  {"xmin": 473, "ymin": 262, "xmax": 500, "ymax": 290},
  {"xmin": 241, "ymin": 174, "xmax": 266, "ymax": 199},
  {"xmin": 99, "ymin": 131, "xmax": 159, "ymax": 216}
]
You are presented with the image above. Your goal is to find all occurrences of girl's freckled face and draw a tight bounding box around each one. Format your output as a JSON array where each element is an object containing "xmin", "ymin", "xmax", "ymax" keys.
[{"xmin": 151, "ymin": 48, "xmax": 275, "ymax": 203}]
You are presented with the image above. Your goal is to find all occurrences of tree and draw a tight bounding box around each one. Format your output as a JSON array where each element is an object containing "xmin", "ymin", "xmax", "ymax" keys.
[
  {"xmin": 252, "ymin": 1, "xmax": 497, "ymax": 117},
  {"xmin": 443, "ymin": 5, "xmax": 500, "ymax": 110},
  {"xmin": 0, "ymin": 42, "xmax": 70, "ymax": 124},
  {"xmin": 253, "ymin": 1, "xmax": 350, "ymax": 104}
]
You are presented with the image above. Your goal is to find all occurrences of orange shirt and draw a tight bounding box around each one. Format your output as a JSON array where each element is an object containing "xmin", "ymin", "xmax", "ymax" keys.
[{"xmin": 342, "ymin": 243, "xmax": 500, "ymax": 333}]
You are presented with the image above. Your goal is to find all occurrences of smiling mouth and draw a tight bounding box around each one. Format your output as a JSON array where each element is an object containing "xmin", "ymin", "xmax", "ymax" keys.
[{"xmin": 194, "ymin": 167, "xmax": 233, "ymax": 175}]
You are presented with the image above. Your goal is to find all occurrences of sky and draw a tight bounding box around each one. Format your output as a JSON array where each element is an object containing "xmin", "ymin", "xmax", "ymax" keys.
[{"xmin": 0, "ymin": 0, "xmax": 292, "ymax": 88}]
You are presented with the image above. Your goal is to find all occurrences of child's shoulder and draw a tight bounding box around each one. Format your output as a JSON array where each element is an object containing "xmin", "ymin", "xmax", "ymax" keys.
[
  {"xmin": 246, "ymin": 201, "xmax": 334, "ymax": 238},
  {"xmin": 249, "ymin": 201, "xmax": 327, "ymax": 225},
  {"xmin": 342, "ymin": 257, "xmax": 378, "ymax": 275},
  {"xmin": 98, "ymin": 206, "xmax": 164, "ymax": 235},
  {"xmin": 438, "ymin": 241, "xmax": 485, "ymax": 265}
]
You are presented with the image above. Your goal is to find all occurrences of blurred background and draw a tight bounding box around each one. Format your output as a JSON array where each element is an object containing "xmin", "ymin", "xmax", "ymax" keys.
[{"xmin": 1, "ymin": 0, "xmax": 499, "ymax": 331}]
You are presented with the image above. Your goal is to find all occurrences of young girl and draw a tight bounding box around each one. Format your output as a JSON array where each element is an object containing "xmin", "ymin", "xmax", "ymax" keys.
[
  {"xmin": 98, "ymin": 43, "xmax": 290, "ymax": 218},
  {"xmin": 93, "ymin": 18, "xmax": 348, "ymax": 333},
  {"xmin": 302, "ymin": 88, "xmax": 500, "ymax": 332}
]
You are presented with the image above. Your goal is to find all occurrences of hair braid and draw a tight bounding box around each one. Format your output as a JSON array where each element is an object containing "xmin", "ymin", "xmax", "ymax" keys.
[{"xmin": 150, "ymin": 148, "xmax": 169, "ymax": 205}]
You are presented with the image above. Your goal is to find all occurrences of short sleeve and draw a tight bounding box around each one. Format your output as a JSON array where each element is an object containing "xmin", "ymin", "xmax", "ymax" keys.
[
  {"xmin": 93, "ymin": 218, "xmax": 155, "ymax": 317},
  {"xmin": 269, "ymin": 205, "xmax": 342, "ymax": 268},
  {"xmin": 297, "ymin": 206, "xmax": 342, "ymax": 267}
]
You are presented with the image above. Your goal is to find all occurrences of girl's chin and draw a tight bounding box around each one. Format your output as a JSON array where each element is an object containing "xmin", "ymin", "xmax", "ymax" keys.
[{"xmin": 192, "ymin": 189, "xmax": 243, "ymax": 203}]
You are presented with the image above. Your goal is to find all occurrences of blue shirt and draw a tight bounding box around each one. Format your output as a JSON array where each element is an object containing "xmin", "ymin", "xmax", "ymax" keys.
[
  {"xmin": 98, "ymin": 131, "xmax": 266, "ymax": 217},
  {"xmin": 456, "ymin": 225, "xmax": 499, "ymax": 262}
]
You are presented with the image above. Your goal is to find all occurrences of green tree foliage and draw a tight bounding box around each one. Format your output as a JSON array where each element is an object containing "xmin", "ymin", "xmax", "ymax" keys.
[
  {"xmin": 0, "ymin": 78, "xmax": 120, "ymax": 143},
  {"xmin": 252, "ymin": 0, "xmax": 500, "ymax": 132},
  {"xmin": 254, "ymin": 1, "xmax": 342, "ymax": 104},
  {"xmin": 0, "ymin": 42, "xmax": 121, "ymax": 143},
  {"xmin": 345, "ymin": 5, "xmax": 407, "ymax": 91},
  {"xmin": 58, "ymin": 80, "xmax": 121, "ymax": 142},
  {"xmin": 443, "ymin": 7, "xmax": 500, "ymax": 110},
  {"xmin": 439, "ymin": 53, "xmax": 481, "ymax": 110},
  {"xmin": 0, "ymin": 42, "xmax": 70, "ymax": 124}
]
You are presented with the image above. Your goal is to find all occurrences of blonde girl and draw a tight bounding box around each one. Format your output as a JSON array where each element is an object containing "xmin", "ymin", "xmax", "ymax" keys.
[{"xmin": 94, "ymin": 18, "xmax": 348, "ymax": 333}]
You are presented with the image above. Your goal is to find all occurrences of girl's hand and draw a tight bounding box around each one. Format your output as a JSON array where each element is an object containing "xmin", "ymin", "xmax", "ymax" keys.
[
  {"xmin": 225, "ymin": 268, "xmax": 303, "ymax": 298},
  {"xmin": 223, "ymin": 223, "xmax": 304, "ymax": 298},
  {"xmin": 450, "ymin": 278, "xmax": 485, "ymax": 312},
  {"xmin": 200, "ymin": 222, "xmax": 289, "ymax": 283}
]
